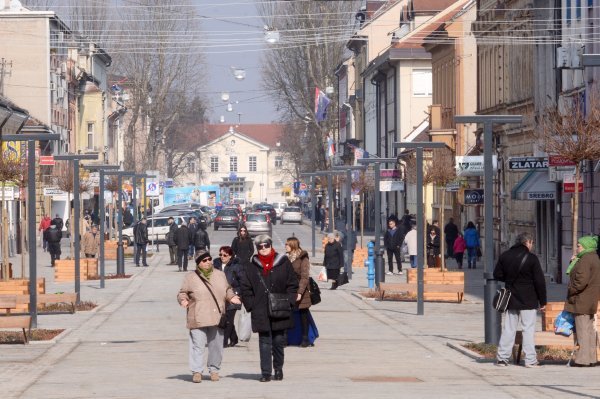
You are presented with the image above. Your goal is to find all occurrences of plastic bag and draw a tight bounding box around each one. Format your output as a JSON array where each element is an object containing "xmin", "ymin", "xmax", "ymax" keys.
[
  {"xmin": 317, "ymin": 266, "xmax": 328, "ymax": 282},
  {"xmin": 554, "ymin": 310, "xmax": 575, "ymax": 337},
  {"xmin": 237, "ymin": 306, "xmax": 252, "ymax": 342}
]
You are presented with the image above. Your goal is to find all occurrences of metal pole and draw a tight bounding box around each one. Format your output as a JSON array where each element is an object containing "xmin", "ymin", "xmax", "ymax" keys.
[
  {"xmin": 374, "ymin": 163, "xmax": 384, "ymax": 286},
  {"xmin": 73, "ymin": 160, "xmax": 81, "ymax": 303},
  {"xmin": 27, "ymin": 140, "xmax": 37, "ymax": 327},
  {"xmin": 416, "ymin": 148, "xmax": 424, "ymax": 315},
  {"xmin": 132, "ymin": 175, "xmax": 137, "ymax": 224},
  {"xmin": 327, "ymin": 176, "xmax": 333, "ymax": 233},
  {"xmin": 99, "ymin": 169, "xmax": 105, "ymax": 288},
  {"xmin": 117, "ymin": 174, "xmax": 124, "ymax": 275},
  {"xmin": 311, "ymin": 176, "xmax": 316, "ymax": 258},
  {"xmin": 346, "ymin": 169, "xmax": 353, "ymax": 279}
]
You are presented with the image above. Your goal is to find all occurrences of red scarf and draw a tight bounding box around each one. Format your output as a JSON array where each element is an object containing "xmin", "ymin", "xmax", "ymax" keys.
[{"xmin": 258, "ymin": 249, "xmax": 276, "ymax": 276}]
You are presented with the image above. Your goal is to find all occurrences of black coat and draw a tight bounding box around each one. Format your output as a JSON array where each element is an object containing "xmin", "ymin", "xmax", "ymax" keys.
[
  {"xmin": 444, "ymin": 222, "xmax": 459, "ymax": 243},
  {"xmin": 323, "ymin": 241, "xmax": 344, "ymax": 270},
  {"xmin": 188, "ymin": 222, "xmax": 199, "ymax": 240},
  {"xmin": 427, "ymin": 234, "xmax": 440, "ymax": 256},
  {"xmin": 493, "ymin": 244, "xmax": 547, "ymax": 310},
  {"xmin": 51, "ymin": 217, "xmax": 63, "ymax": 231},
  {"xmin": 133, "ymin": 222, "xmax": 148, "ymax": 245},
  {"xmin": 194, "ymin": 228, "xmax": 210, "ymax": 251},
  {"xmin": 240, "ymin": 253, "xmax": 298, "ymax": 333},
  {"xmin": 231, "ymin": 236, "xmax": 254, "ymax": 264},
  {"xmin": 214, "ymin": 257, "xmax": 243, "ymax": 310},
  {"xmin": 44, "ymin": 226, "xmax": 62, "ymax": 243},
  {"xmin": 384, "ymin": 227, "xmax": 404, "ymax": 251},
  {"xmin": 167, "ymin": 223, "xmax": 177, "ymax": 246},
  {"xmin": 175, "ymin": 225, "xmax": 191, "ymax": 250}
]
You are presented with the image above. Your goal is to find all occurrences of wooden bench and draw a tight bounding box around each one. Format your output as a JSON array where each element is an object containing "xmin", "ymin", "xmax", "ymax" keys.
[
  {"xmin": 37, "ymin": 293, "xmax": 78, "ymax": 313},
  {"xmin": 379, "ymin": 282, "xmax": 465, "ymax": 303},
  {"xmin": 0, "ymin": 296, "xmax": 31, "ymax": 344}
]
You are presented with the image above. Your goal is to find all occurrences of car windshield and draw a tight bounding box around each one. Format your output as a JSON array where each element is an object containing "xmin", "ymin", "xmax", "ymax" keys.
[
  {"xmin": 284, "ymin": 207, "xmax": 301, "ymax": 212},
  {"xmin": 218, "ymin": 210, "xmax": 238, "ymax": 216},
  {"xmin": 246, "ymin": 214, "xmax": 267, "ymax": 222}
]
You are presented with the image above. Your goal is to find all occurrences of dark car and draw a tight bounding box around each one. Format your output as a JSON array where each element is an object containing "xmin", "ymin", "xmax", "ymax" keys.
[
  {"xmin": 214, "ymin": 208, "xmax": 241, "ymax": 231},
  {"xmin": 252, "ymin": 204, "xmax": 277, "ymax": 225},
  {"xmin": 159, "ymin": 209, "xmax": 208, "ymax": 226}
]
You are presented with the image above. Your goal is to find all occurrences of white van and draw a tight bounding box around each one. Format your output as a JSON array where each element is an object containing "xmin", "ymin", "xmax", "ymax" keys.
[
  {"xmin": 121, "ymin": 215, "xmax": 186, "ymax": 246},
  {"xmin": 272, "ymin": 202, "xmax": 288, "ymax": 220}
]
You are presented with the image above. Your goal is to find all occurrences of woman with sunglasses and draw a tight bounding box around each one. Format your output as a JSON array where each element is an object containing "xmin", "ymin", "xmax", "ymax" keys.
[
  {"xmin": 240, "ymin": 235, "xmax": 298, "ymax": 382},
  {"xmin": 285, "ymin": 237, "xmax": 313, "ymax": 347},
  {"xmin": 177, "ymin": 250, "xmax": 241, "ymax": 383},
  {"xmin": 213, "ymin": 246, "xmax": 243, "ymax": 348},
  {"xmin": 231, "ymin": 226, "xmax": 254, "ymax": 265}
]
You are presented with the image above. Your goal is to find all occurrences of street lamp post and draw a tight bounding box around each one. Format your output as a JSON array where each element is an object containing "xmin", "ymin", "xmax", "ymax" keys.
[
  {"xmin": 2, "ymin": 133, "xmax": 60, "ymax": 327},
  {"xmin": 300, "ymin": 173, "xmax": 319, "ymax": 258},
  {"xmin": 454, "ymin": 114, "xmax": 522, "ymax": 344},
  {"xmin": 53, "ymin": 153, "xmax": 99, "ymax": 303}
]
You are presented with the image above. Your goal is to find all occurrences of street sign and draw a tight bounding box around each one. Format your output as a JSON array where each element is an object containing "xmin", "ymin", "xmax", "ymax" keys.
[
  {"xmin": 463, "ymin": 189, "xmax": 484, "ymax": 205},
  {"xmin": 299, "ymin": 183, "xmax": 307, "ymax": 190},
  {"xmin": 43, "ymin": 187, "xmax": 66, "ymax": 196},
  {"xmin": 298, "ymin": 189, "xmax": 309, "ymax": 197},
  {"xmin": 549, "ymin": 155, "xmax": 577, "ymax": 167},
  {"xmin": 146, "ymin": 181, "xmax": 160, "ymax": 197},
  {"xmin": 39, "ymin": 155, "xmax": 55, "ymax": 166},
  {"xmin": 507, "ymin": 157, "xmax": 548, "ymax": 170},
  {"xmin": 445, "ymin": 181, "xmax": 461, "ymax": 192},
  {"xmin": 88, "ymin": 172, "xmax": 100, "ymax": 187},
  {"xmin": 380, "ymin": 168, "xmax": 403, "ymax": 192},
  {"xmin": 456, "ymin": 156, "xmax": 497, "ymax": 177},
  {"xmin": 351, "ymin": 194, "xmax": 360, "ymax": 202}
]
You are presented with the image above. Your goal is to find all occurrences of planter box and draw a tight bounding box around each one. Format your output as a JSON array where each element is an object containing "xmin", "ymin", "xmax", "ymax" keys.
[
  {"xmin": 406, "ymin": 269, "xmax": 464, "ymax": 302},
  {"xmin": 0, "ymin": 278, "xmax": 45, "ymax": 314},
  {"xmin": 54, "ymin": 259, "xmax": 99, "ymax": 282},
  {"xmin": 352, "ymin": 248, "xmax": 368, "ymax": 268},
  {"xmin": 541, "ymin": 301, "xmax": 600, "ymax": 332}
]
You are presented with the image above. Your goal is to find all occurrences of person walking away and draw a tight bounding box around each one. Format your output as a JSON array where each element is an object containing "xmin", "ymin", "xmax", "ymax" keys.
[
  {"xmin": 426, "ymin": 228, "xmax": 441, "ymax": 268},
  {"xmin": 444, "ymin": 217, "xmax": 459, "ymax": 259},
  {"xmin": 39, "ymin": 214, "xmax": 51, "ymax": 252},
  {"xmin": 44, "ymin": 224, "xmax": 62, "ymax": 266},
  {"xmin": 213, "ymin": 246, "xmax": 243, "ymax": 348},
  {"xmin": 564, "ymin": 235, "xmax": 600, "ymax": 367},
  {"xmin": 323, "ymin": 233, "xmax": 344, "ymax": 290},
  {"xmin": 285, "ymin": 237, "xmax": 313, "ymax": 347},
  {"xmin": 194, "ymin": 220, "xmax": 211, "ymax": 256},
  {"xmin": 177, "ymin": 250, "xmax": 241, "ymax": 383},
  {"xmin": 403, "ymin": 223, "xmax": 418, "ymax": 268},
  {"xmin": 338, "ymin": 223, "xmax": 357, "ymax": 274},
  {"xmin": 133, "ymin": 218, "xmax": 149, "ymax": 267},
  {"xmin": 240, "ymin": 235, "xmax": 298, "ymax": 382},
  {"xmin": 319, "ymin": 205, "xmax": 326, "ymax": 232},
  {"xmin": 453, "ymin": 233, "xmax": 466, "ymax": 269},
  {"xmin": 81, "ymin": 225, "xmax": 100, "ymax": 258},
  {"xmin": 464, "ymin": 221, "xmax": 480, "ymax": 269},
  {"xmin": 188, "ymin": 217, "xmax": 199, "ymax": 259},
  {"xmin": 400, "ymin": 209, "xmax": 412, "ymax": 234},
  {"xmin": 384, "ymin": 219, "xmax": 404, "ymax": 275},
  {"xmin": 231, "ymin": 226, "xmax": 253, "ymax": 265},
  {"xmin": 175, "ymin": 220, "xmax": 192, "ymax": 272},
  {"xmin": 494, "ymin": 232, "xmax": 547, "ymax": 367},
  {"xmin": 52, "ymin": 214, "xmax": 64, "ymax": 232},
  {"xmin": 167, "ymin": 217, "xmax": 178, "ymax": 265}
]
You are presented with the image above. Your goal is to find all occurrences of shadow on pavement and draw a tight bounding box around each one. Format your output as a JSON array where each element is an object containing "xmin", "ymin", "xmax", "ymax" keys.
[
  {"xmin": 166, "ymin": 374, "xmax": 191, "ymax": 382},
  {"xmin": 226, "ymin": 373, "xmax": 261, "ymax": 380}
]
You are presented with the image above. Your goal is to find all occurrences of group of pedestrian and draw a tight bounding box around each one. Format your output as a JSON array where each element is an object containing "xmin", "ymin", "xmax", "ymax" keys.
[
  {"xmin": 441, "ymin": 219, "xmax": 480, "ymax": 269},
  {"xmin": 165, "ymin": 217, "xmax": 211, "ymax": 271}
]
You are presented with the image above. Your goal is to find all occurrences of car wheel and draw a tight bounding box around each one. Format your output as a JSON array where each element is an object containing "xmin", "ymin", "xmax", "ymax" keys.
[{"xmin": 214, "ymin": 225, "xmax": 219, "ymax": 231}]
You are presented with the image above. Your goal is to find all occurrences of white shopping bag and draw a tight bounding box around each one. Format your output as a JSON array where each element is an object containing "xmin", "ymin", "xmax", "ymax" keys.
[
  {"xmin": 237, "ymin": 306, "xmax": 252, "ymax": 342},
  {"xmin": 317, "ymin": 266, "xmax": 328, "ymax": 282}
]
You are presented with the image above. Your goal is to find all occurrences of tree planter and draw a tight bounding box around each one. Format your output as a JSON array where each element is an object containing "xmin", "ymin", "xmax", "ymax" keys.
[
  {"xmin": 54, "ymin": 259, "xmax": 98, "ymax": 282},
  {"xmin": 0, "ymin": 278, "xmax": 45, "ymax": 313},
  {"xmin": 406, "ymin": 268, "xmax": 464, "ymax": 302}
]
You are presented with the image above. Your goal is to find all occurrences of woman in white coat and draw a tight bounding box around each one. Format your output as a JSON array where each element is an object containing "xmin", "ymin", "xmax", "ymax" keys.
[{"xmin": 403, "ymin": 224, "xmax": 418, "ymax": 268}]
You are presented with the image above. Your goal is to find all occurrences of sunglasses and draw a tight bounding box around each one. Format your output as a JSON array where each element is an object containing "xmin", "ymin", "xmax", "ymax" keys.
[
  {"xmin": 219, "ymin": 253, "xmax": 230, "ymax": 257},
  {"xmin": 200, "ymin": 257, "xmax": 212, "ymax": 263},
  {"xmin": 257, "ymin": 243, "xmax": 271, "ymax": 250}
]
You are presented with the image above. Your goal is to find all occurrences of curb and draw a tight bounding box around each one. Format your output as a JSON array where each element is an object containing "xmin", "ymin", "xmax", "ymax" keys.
[
  {"xmin": 446, "ymin": 341, "xmax": 488, "ymax": 362},
  {"xmin": 351, "ymin": 291, "xmax": 376, "ymax": 301},
  {"xmin": 29, "ymin": 328, "xmax": 71, "ymax": 345}
]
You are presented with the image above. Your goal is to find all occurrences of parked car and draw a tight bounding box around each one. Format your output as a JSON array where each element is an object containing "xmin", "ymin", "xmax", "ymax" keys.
[
  {"xmin": 243, "ymin": 212, "xmax": 272, "ymax": 237},
  {"xmin": 160, "ymin": 202, "xmax": 203, "ymax": 213},
  {"xmin": 253, "ymin": 203, "xmax": 277, "ymax": 225},
  {"xmin": 121, "ymin": 215, "xmax": 186, "ymax": 246},
  {"xmin": 280, "ymin": 206, "xmax": 303, "ymax": 224},
  {"xmin": 213, "ymin": 208, "xmax": 241, "ymax": 231},
  {"xmin": 272, "ymin": 202, "xmax": 288, "ymax": 220},
  {"xmin": 159, "ymin": 209, "xmax": 208, "ymax": 226}
]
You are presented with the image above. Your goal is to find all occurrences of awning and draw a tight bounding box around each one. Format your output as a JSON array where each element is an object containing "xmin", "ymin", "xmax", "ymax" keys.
[{"xmin": 511, "ymin": 170, "xmax": 556, "ymax": 201}]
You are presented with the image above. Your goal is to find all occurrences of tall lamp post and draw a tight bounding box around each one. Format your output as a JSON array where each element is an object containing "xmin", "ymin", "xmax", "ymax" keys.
[
  {"xmin": 2, "ymin": 133, "xmax": 60, "ymax": 327},
  {"xmin": 393, "ymin": 142, "xmax": 446, "ymax": 316},
  {"xmin": 300, "ymin": 173, "xmax": 319, "ymax": 258},
  {"xmin": 454, "ymin": 114, "xmax": 522, "ymax": 344},
  {"xmin": 53, "ymin": 153, "xmax": 99, "ymax": 303}
]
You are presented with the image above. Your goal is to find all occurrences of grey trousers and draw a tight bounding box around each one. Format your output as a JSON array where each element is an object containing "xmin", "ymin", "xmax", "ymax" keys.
[
  {"xmin": 573, "ymin": 314, "xmax": 598, "ymax": 365},
  {"xmin": 189, "ymin": 327, "xmax": 224, "ymax": 374},
  {"xmin": 497, "ymin": 309, "xmax": 537, "ymax": 365}
]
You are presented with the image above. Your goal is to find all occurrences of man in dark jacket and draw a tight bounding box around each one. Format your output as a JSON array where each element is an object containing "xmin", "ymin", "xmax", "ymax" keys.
[
  {"xmin": 133, "ymin": 218, "xmax": 149, "ymax": 267},
  {"xmin": 175, "ymin": 221, "xmax": 191, "ymax": 271},
  {"xmin": 51, "ymin": 214, "xmax": 64, "ymax": 232},
  {"xmin": 44, "ymin": 224, "xmax": 62, "ymax": 266},
  {"xmin": 194, "ymin": 221, "xmax": 210, "ymax": 254},
  {"xmin": 166, "ymin": 217, "xmax": 178, "ymax": 265},
  {"xmin": 240, "ymin": 235, "xmax": 298, "ymax": 382},
  {"xmin": 494, "ymin": 232, "xmax": 547, "ymax": 367},
  {"xmin": 384, "ymin": 219, "xmax": 405, "ymax": 275},
  {"xmin": 444, "ymin": 217, "xmax": 459, "ymax": 259},
  {"xmin": 187, "ymin": 217, "xmax": 199, "ymax": 259},
  {"xmin": 400, "ymin": 209, "xmax": 412, "ymax": 233}
]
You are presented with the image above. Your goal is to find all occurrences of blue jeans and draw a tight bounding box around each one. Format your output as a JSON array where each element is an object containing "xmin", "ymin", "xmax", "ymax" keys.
[
  {"xmin": 410, "ymin": 255, "xmax": 417, "ymax": 268},
  {"xmin": 466, "ymin": 247, "xmax": 477, "ymax": 268}
]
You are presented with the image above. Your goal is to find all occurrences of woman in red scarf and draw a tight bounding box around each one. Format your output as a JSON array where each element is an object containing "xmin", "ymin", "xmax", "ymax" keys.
[{"xmin": 240, "ymin": 234, "xmax": 298, "ymax": 382}]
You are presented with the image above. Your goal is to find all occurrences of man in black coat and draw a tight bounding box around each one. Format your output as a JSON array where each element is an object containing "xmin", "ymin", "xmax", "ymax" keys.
[
  {"xmin": 175, "ymin": 221, "xmax": 191, "ymax": 271},
  {"xmin": 240, "ymin": 234, "xmax": 298, "ymax": 382},
  {"xmin": 493, "ymin": 232, "xmax": 547, "ymax": 367},
  {"xmin": 166, "ymin": 217, "xmax": 178, "ymax": 265},
  {"xmin": 51, "ymin": 214, "xmax": 64, "ymax": 232},
  {"xmin": 193, "ymin": 221, "xmax": 210, "ymax": 254},
  {"xmin": 444, "ymin": 217, "xmax": 459, "ymax": 259},
  {"xmin": 384, "ymin": 218, "xmax": 405, "ymax": 275},
  {"xmin": 44, "ymin": 224, "xmax": 62, "ymax": 266},
  {"xmin": 187, "ymin": 217, "xmax": 199, "ymax": 259},
  {"xmin": 133, "ymin": 218, "xmax": 149, "ymax": 267}
]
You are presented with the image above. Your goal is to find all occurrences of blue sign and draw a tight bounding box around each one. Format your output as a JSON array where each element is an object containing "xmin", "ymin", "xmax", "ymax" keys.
[
  {"xmin": 229, "ymin": 173, "xmax": 237, "ymax": 182},
  {"xmin": 164, "ymin": 185, "xmax": 220, "ymax": 206},
  {"xmin": 293, "ymin": 181, "xmax": 300, "ymax": 195},
  {"xmin": 298, "ymin": 189, "xmax": 309, "ymax": 197}
]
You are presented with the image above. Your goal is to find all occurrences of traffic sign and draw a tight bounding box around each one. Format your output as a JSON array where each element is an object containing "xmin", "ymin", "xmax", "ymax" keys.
[
  {"xmin": 463, "ymin": 189, "xmax": 484, "ymax": 205},
  {"xmin": 39, "ymin": 155, "xmax": 55, "ymax": 166},
  {"xmin": 146, "ymin": 181, "xmax": 160, "ymax": 197}
]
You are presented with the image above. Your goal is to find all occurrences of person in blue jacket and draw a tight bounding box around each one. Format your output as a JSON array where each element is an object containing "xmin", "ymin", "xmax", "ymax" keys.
[{"xmin": 463, "ymin": 221, "xmax": 480, "ymax": 269}]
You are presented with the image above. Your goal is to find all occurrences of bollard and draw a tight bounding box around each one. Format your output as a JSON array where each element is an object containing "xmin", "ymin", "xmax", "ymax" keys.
[
  {"xmin": 376, "ymin": 248, "xmax": 385, "ymax": 286},
  {"xmin": 155, "ymin": 234, "xmax": 159, "ymax": 252},
  {"xmin": 367, "ymin": 241, "xmax": 375, "ymax": 289}
]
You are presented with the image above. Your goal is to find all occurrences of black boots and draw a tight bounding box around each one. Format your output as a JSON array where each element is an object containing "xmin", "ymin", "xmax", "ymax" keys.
[
  {"xmin": 274, "ymin": 369, "xmax": 283, "ymax": 381},
  {"xmin": 330, "ymin": 281, "xmax": 338, "ymax": 290}
]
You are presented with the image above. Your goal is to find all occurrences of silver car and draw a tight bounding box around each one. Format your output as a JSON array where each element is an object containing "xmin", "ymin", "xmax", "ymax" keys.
[
  {"xmin": 280, "ymin": 206, "xmax": 303, "ymax": 224},
  {"xmin": 243, "ymin": 212, "xmax": 272, "ymax": 237}
]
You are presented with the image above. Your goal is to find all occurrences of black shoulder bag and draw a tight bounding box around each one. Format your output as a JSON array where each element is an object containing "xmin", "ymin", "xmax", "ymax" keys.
[
  {"xmin": 493, "ymin": 253, "xmax": 529, "ymax": 313},
  {"xmin": 257, "ymin": 270, "xmax": 292, "ymax": 319},
  {"xmin": 308, "ymin": 277, "xmax": 321, "ymax": 305},
  {"xmin": 196, "ymin": 271, "xmax": 228, "ymax": 329}
]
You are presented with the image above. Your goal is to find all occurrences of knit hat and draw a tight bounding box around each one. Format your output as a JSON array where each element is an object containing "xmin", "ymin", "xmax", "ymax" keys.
[
  {"xmin": 578, "ymin": 236, "xmax": 598, "ymax": 251},
  {"xmin": 195, "ymin": 250, "xmax": 211, "ymax": 264}
]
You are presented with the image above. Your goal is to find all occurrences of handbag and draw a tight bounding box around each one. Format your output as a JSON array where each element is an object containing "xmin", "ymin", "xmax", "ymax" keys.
[
  {"xmin": 492, "ymin": 253, "xmax": 529, "ymax": 313},
  {"xmin": 338, "ymin": 271, "xmax": 349, "ymax": 286},
  {"xmin": 308, "ymin": 277, "xmax": 321, "ymax": 305},
  {"xmin": 476, "ymin": 247, "xmax": 482, "ymax": 258},
  {"xmin": 196, "ymin": 271, "xmax": 228, "ymax": 329},
  {"xmin": 257, "ymin": 271, "xmax": 292, "ymax": 319}
]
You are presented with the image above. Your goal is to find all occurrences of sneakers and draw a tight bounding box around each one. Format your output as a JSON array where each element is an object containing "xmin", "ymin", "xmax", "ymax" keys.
[
  {"xmin": 192, "ymin": 372, "xmax": 202, "ymax": 383},
  {"xmin": 524, "ymin": 362, "xmax": 542, "ymax": 368},
  {"xmin": 495, "ymin": 360, "xmax": 509, "ymax": 367},
  {"xmin": 396, "ymin": 271, "xmax": 404, "ymax": 275},
  {"xmin": 385, "ymin": 271, "xmax": 393, "ymax": 275},
  {"xmin": 210, "ymin": 373, "xmax": 220, "ymax": 381}
]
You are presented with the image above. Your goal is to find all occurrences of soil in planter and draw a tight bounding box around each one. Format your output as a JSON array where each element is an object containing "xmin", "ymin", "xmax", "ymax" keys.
[
  {"xmin": 38, "ymin": 301, "xmax": 97, "ymax": 313},
  {"xmin": 360, "ymin": 290, "xmax": 416, "ymax": 301},
  {"xmin": 463, "ymin": 342, "xmax": 573, "ymax": 362},
  {"xmin": 0, "ymin": 329, "xmax": 64, "ymax": 344},
  {"xmin": 87, "ymin": 274, "xmax": 132, "ymax": 280}
]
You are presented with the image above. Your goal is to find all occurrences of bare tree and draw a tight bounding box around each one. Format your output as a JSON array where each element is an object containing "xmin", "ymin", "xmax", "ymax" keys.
[
  {"xmin": 277, "ymin": 122, "xmax": 306, "ymax": 182},
  {"xmin": 55, "ymin": 165, "xmax": 91, "ymax": 257},
  {"xmin": 536, "ymin": 94, "xmax": 600, "ymax": 252}
]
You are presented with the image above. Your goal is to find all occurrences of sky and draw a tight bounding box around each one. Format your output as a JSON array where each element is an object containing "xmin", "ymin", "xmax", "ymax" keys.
[{"xmin": 198, "ymin": 0, "xmax": 279, "ymax": 124}]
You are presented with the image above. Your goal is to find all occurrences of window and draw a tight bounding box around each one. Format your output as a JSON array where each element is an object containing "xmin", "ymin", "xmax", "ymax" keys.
[
  {"xmin": 187, "ymin": 159, "xmax": 195, "ymax": 173},
  {"xmin": 210, "ymin": 156, "xmax": 219, "ymax": 172},
  {"xmin": 274, "ymin": 156, "xmax": 283, "ymax": 168},
  {"xmin": 412, "ymin": 69, "xmax": 432, "ymax": 96},
  {"xmin": 249, "ymin": 155, "xmax": 257, "ymax": 172},
  {"xmin": 566, "ymin": 0, "xmax": 571, "ymax": 26},
  {"xmin": 230, "ymin": 156, "xmax": 238, "ymax": 172},
  {"xmin": 87, "ymin": 122, "xmax": 94, "ymax": 149},
  {"xmin": 576, "ymin": 0, "xmax": 581, "ymax": 20}
]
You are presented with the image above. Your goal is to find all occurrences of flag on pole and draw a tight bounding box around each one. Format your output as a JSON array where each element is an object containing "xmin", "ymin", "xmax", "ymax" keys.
[
  {"xmin": 315, "ymin": 87, "xmax": 331, "ymax": 122},
  {"xmin": 326, "ymin": 134, "xmax": 335, "ymax": 158}
]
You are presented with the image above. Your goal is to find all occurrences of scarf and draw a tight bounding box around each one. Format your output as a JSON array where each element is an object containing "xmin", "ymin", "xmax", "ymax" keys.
[
  {"xmin": 196, "ymin": 264, "xmax": 213, "ymax": 280},
  {"xmin": 258, "ymin": 249, "xmax": 276, "ymax": 276},
  {"xmin": 566, "ymin": 236, "xmax": 598, "ymax": 275},
  {"xmin": 287, "ymin": 249, "xmax": 302, "ymax": 263}
]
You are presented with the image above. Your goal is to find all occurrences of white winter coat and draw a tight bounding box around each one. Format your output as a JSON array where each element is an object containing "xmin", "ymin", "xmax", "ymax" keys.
[{"xmin": 404, "ymin": 229, "xmax": 418, "ymax": 256}]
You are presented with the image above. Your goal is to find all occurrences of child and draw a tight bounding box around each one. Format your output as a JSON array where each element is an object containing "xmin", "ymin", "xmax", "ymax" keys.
[{"xmin": 453, "ymin": 233, "xmax": 467, "ymax": 269}]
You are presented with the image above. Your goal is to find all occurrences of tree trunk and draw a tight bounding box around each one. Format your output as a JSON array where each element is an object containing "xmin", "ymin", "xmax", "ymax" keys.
[
  {"xmin": 360, "ymin": 197, "xmax": 364, "ymax": 248},
  {"xmin": 440, "ymin": 187, "xmax": 446, "ymax": 272},
  {"xmin": 571, "ymin": 163, "xmax": 581, "ymax": 255},
  {"xmin": 68, "ymin": 191, "xmax": 74, "ymax": 258},
  {"xmin": 21, "ymin": 199, "xmax": 26, "ymax": 279},
  {"xmin": 423, "ymin": 184, "xmax": 428, "ymax": 266},
  {"xmin": 1, "ymin": 182, "xmax": 7, "ymax": 281}
]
